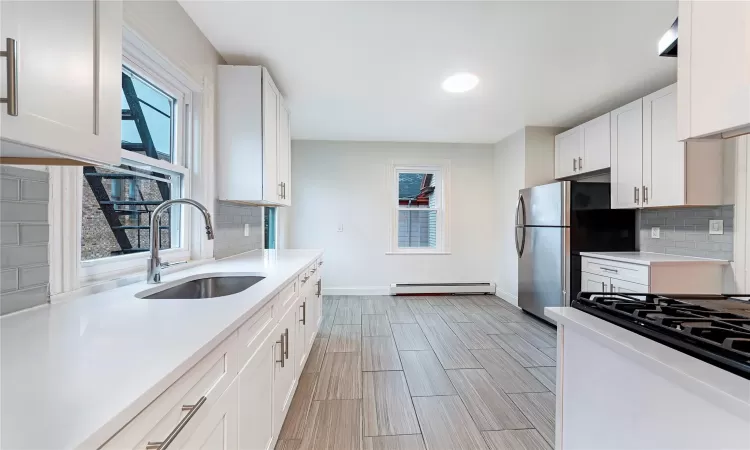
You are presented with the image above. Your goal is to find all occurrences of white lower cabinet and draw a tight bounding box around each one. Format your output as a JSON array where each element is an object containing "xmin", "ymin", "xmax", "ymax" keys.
[
  {"xmin": 238, "ymin": 334, "xmax": 275, "ymax": 450},
  {"xmin": 581, "ymin": 272, "xmax": 611, "ymax": 293},
  {"xmin": 182, "ymin": 380, "xmax": 239, "ymax": 450},
  {"xmin": 100, "ymin": 263, "xmax": 324, "ymax": 450},
  {"xmin": 610, "ymin": 278, "xmax": 649, "ymax": 294},
  {"xmin": 273, "ymin": 303, "xmax": 298, "ymax": 437},
  {"xmin": 295, "ymin": 295, "xmax": 308, "ymax": 374},
  {"xmin": 581, "ymin": 255, "xmax": 725, "ymax": 297}
]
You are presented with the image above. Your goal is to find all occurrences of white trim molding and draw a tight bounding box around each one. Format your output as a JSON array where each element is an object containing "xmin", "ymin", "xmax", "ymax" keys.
[
  {"xmin": 387, "ymin": 160, "xmax": 451, "ymax": 254},
  {"xmin": 322, "ymin": 286, "xmax": 391, "ymax": 296}
]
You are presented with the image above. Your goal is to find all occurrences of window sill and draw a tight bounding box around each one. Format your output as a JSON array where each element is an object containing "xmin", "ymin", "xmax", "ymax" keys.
[{"xmin": 385, "ymin": 251, "xmax": 452, "ymax": 255}]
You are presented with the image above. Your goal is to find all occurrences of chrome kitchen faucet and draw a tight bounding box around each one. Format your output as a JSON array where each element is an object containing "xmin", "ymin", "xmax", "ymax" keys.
[{"xmin": 147, "ymin": 199, "xmax": 214, "ymax": 284}]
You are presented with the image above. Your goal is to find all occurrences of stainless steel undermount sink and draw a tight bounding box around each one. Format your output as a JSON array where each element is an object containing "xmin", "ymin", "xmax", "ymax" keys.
[{"xmin": 138, "ymin": 275, "xmax": 265, "ymax": 299}]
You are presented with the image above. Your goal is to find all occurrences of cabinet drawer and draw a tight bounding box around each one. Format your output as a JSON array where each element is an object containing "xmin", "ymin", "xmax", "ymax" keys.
[
  {"xmin": 238, "ymin": 300, "xmax": 275, "ymax": 370},
  {"xmin": 278, "ymin": 278, "xmax": 298, "ymax": 311},
  {"xmin": 582, "ymin": 257, "xmax": 649, "ymax": 285},
  {"xmin": 101, "ymin": 333, "xmax": 238, "ymax": 449}
]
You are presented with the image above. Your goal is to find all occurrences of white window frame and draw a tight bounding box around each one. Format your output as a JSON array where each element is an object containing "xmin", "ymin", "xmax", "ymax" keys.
[
  {"xmin": 387, "ymin": 161, "xmax": 451, "ymax": 255},
  {"xmin": 49, "ymin": 26, "xmax": 212, "ymax": 295}
]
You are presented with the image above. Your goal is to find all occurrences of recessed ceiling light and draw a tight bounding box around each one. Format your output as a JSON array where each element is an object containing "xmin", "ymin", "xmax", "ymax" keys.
[{"xmin": 442, "ymin": 72, "xmax": 479, "ymax": 93}]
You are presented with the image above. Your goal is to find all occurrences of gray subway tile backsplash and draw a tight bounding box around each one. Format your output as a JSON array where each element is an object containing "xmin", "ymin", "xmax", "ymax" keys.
[
  {"xmin": 638, "ymin": 205, "xmax": 733, "ymax": 261},
  {"xmin": 0, "ymin": 165, "xmax": 50, "ymax": 315},
  {"xmin": 213, "ymin": 201, "xmax": 264, "ymax": 259}
]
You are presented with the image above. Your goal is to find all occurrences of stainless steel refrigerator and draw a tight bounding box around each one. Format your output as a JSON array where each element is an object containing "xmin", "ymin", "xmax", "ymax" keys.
[{"xmin": 515, "ymin": 181, "xmax": 636, "ymax": 323}]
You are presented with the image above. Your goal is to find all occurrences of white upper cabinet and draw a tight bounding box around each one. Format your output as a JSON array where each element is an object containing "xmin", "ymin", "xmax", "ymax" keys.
[
  {"xmin": 554, "ymin": 112, "xmax": 610, "ymax": 179},
  {"xmin": 554, "ymin": 127, "xmax": 581, "ymax": 178},
  {"xmin": 581, "ymin": 113, "xmax": 611, "ymax": 173},
  {"xmin": 678, "ymin": 0, "xmax": 750, "ymax": 140},
  {"xmin": 277, "ymin": 97, "xmax": 291, "ymax": 206},
  {"xmin": 217, "ymin": 66, "xmax": 292, "ymax": 205},
  {"xmin": 0, "ymin": 0, "xmax": 122, "ymax": 165},
  {"xmin": 612, "ymin": 83, "xmax": 724, "ymax": 210},
  {"xmin": 643, "ymin": 84, "xmax": 724, "ymax": 208},
  {"xmin": 610, "ymin": 98, "xmax": 643, "ymax": 209},
  {"xmin": 643, "ymin": 85, "xmax": 683, "ymax": 207}
]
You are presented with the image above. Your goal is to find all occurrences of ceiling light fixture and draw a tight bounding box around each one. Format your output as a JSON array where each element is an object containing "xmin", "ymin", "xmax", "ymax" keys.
[{"xmin": 442, "ymin": 72, "xmax": 479, "ymax": 93}]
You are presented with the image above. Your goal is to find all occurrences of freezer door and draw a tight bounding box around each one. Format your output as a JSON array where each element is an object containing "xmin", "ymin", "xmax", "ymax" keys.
[
  {"xmin": 520, "ymin": 181, "xmax": 569, "ymax": 227},
  {"xmin": 518, "ymin": 226, "xmax": 568, "ymax": 322}
]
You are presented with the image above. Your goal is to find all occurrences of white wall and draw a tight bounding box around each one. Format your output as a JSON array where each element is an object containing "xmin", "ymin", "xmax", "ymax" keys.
[
  {"xmin": 493, "ymin": 129, "xmax": 526, "ymax": 304},
  {"xmin": 289, "ymin": 140, "xmax": 495, "ymax": 294},
  {"xmin": 124, "ymin": 1, "xmax": 222, "ymax": 86},
  {"xmin": 492, "ymin": 127, "xmax": 559, "ymax": 305}
]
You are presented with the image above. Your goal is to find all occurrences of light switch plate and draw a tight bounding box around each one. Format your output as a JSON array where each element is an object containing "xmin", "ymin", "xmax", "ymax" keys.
[
  {"xmin": 244, "ymin": 224, "xmax": 250, "ymax": 237},
  {"xmin": 709, "ymin": 219, "xmax": 724, "ymax": 235},
  {"xmin": 651, "ymin": 227, "xmax": 660, "ymax": 239}
]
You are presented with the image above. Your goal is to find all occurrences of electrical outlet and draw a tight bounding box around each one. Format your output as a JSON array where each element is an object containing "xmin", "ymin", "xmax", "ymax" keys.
[
  {"xmin": 244, "ymin": 224, "xmax": 250, "ymax": 237},
  {"xmin": 651, "ymin": 227, "xmax": 660, "ymax": 239},
  {"xmin": 709, "ymin": 219, "xmax": 724, "ymax": 235}
]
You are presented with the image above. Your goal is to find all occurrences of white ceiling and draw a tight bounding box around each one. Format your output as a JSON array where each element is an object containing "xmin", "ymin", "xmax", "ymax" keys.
[{"xmin": 180, "ymin": 1, "xmax": 678, "ymax": 144}]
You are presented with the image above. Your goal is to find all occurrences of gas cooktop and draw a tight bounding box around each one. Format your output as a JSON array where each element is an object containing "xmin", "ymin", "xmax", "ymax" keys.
[{"xmin": 573, "ymin": 293, "xmax": 750, "ymax": 379}]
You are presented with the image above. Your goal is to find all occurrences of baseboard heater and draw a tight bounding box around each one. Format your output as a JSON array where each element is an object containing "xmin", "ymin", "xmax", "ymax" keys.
[{"xmin": 389, "ymin": 282, "xmax": 495, "ymax": 295}]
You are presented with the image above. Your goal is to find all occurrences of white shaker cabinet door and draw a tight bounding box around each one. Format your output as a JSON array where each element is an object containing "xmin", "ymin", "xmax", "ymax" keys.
[
  {"xmin": 277, "ymin": 97, "xmax": 291, "ymax": 206},
  {"xmin": 262, "ymin": 76, "xmax": 280, "ymax": 203},
  {"xmin": 0, "ymin": 0, "xmax": 121, "ymax": 165},
  {"xmin": 238, "ymin": 334, "xmax": 275, "ymax": 450},
  {"xmin": 610, "ymin": 98, "xmax": 643, "ymax": 209},
  {"xmin": 555, "ymin": 127, "xmax": 582, "ymax": 179},
  {"xmin": 273, "ymin": 305, "xmax": 297, "ymax": 436},
  {"xmin": 678, "ymin": 0, "xmax": 750, "ymax": 140},
  {"xmin": 295, "ymin": 295, "xmax": 308, "ymax": 374},
  {"xmin": 643, "ymin": 84, "xmax": 685, "ymax": 208},
  {"xmin": 581, "ymin": 272, "xmax": 610, "ymax": 294},
  {"xmin": 610, "ymin": 278, "xmax": 649, "ymax": 295},
  {"xmin": 581, "ymin": 112, "xmax": 611, "ymax": 173},
  {"xmin": 182, "ymin": 380, "xmax": 238, "ymax": 450}
]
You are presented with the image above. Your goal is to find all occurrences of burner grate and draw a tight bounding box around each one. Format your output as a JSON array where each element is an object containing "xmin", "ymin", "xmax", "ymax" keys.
[{"xmin": 574, "ymin": 292, "xmax": 750, "ymax": 379}]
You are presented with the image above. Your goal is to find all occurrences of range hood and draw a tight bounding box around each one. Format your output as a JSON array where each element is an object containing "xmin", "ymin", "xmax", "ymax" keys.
[{"xmin": 659, "ymin": 18, "xmax": 678, "ymax": 57}]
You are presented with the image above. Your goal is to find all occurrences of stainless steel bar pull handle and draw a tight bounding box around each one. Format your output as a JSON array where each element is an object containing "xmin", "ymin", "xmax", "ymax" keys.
[
  {"xmin": 643, "ymin": 186, "xmax": 648, "ymax": 204},
  {"xmin": 634, "ymin": 186, "xmax": 639, "ymax": 204},
  {"xmin": 610, "ymin": 283, "xmax": 614, "ymax": 292},
  {"xmin": 578, "ymin": 157, "xmax": 583, "ymax": 170},
  {"xmin": 300, "ymin": 301, "xmax": 306, "ymax": 325},
  {"xmin": 283, "ymin": 328, "xmax": 289, "ymax": 360},
  {"xmin": 1, "ymin": 38, "xmax": 18, "ymax": 116},
  {"xmin": 316, "ymin": 279, "xmax": 322, "ymax": 296},
  {"xmin": 145, "ymin": 396, "xmax": 207, "ymax": 449},
  {"xmin": 601, "ymin": 281, "xmax": 606, "ymax": 292},
  {"xmin": 573, "ymin": 158, "xmax": 577, "ymax": 171},
  {"xmin": 276, "ymin": 334, "xmax": 285, "ymax": 367}
]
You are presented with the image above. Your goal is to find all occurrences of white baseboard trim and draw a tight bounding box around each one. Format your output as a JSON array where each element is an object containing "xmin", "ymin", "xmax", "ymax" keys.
[
  {"xmin": 322, "ymin": 286, "xmax": 391, "ymax": 296},
  {"xmin": 494, "ymin": 286, "xmax": 518, "ymax": 307}
]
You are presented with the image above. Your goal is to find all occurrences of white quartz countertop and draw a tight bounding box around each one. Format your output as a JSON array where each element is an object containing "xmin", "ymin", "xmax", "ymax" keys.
[
  {"xmin": 1, "ymin": 249, "xmax": 322, "ymax": 450},
  {"xmin": 545, "ymin": 307, "xmax": 750, "ymax": 419},
  {"xmin": 579, "ymin": 251, "xmax": 729, "ymax": 266}
]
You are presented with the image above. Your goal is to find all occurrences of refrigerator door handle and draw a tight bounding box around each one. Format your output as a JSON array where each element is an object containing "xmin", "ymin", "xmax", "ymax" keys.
[
  {"xmin": 515, "ymin": 194, "xmax": 526, "ymax": 227},
  {"xmin": 515, "ymin": 225, "xmax": 525, "ymax": 257},
  {"xmin": 515, "ymin": 194, "xmax": 526, "ymax": 257}
]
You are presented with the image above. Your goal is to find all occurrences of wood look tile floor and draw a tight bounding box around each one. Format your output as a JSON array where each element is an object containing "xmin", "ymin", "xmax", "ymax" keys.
[{"xmin": 276, "ymin": 295, "xmax": 557, "ymax": 450}]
